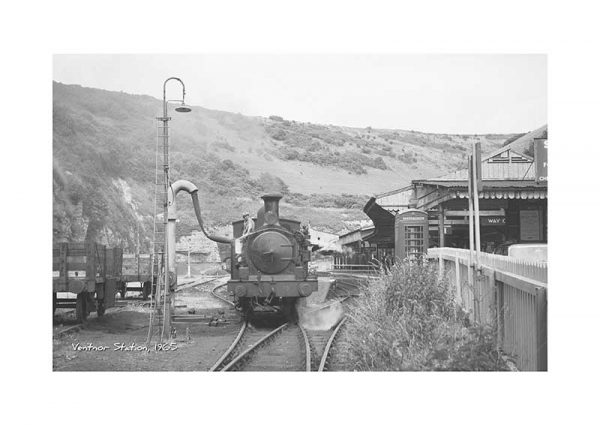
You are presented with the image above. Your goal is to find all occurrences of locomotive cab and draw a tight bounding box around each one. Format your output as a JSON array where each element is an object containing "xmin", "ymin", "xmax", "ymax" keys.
[{"xmin": 228, "ymin": 193, "xmax": 318, "ymax": 317}]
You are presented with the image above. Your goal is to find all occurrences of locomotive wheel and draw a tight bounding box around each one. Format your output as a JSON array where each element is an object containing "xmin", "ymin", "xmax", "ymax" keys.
[
  {"xmin": 238, "ymin": 299, "xmax": 251, "ymax": 318},
  {"xmin": 76, "ymin": 293, "xmax": 88, "ymax": 323}
]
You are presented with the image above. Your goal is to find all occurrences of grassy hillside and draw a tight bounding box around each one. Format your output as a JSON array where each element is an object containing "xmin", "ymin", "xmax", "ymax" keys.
[{"xmin": 52, "ymin": 82, "xmax": 517, "ymax": 251}]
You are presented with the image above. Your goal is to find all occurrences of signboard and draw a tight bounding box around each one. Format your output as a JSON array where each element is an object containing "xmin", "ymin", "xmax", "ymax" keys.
[
  {"xmin": 534, "ymin": 138, "xmax": 548, "ymax": 183},
  {"xmin": 481, "ymin": 217, "xmax": 506, "ymax": 225},
  {"xmin": 520, "ymin": 210, "xmax": 541, "ymax": 241},
  {"xmin": 397, "ymin": 214, "xmax": 426, "ymax": 222}
]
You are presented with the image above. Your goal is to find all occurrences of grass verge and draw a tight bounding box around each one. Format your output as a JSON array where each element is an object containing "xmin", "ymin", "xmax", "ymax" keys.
[{"xmin": 336, "ymin": 259, "xmax": 511, "ymax": 371}]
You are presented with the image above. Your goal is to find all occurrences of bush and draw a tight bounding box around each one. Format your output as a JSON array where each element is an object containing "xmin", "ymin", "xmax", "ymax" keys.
[
  {"xmin": 336, "ymin": 259, "xmax": 510, "ymax": 371},
  {"xmin": 271, "ymin": 129, "xmax": 287, "ymax": 141}
]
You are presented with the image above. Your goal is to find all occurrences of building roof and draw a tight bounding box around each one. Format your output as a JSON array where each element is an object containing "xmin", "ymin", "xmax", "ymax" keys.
[
  {"xmin": 362, "ymin": 197, "xmax": 395, "ymax": 245},
  {"xmin": 415, "ymin": 179, "xmax": 545, "ymax": 189},
  {"xmin": 373, "ymin": 185, "xmax": 414, "ymax": 214},
  {"xmin": 488, "ymin": 124, "xmax": 547, "ymax": 158},
  {"xmin": 338, "ymin": 225, "xmax": 375, "ymax": 246},
  {"xmin": 413, "ymin": 144, "xmax": 543, "ymax": 184}
]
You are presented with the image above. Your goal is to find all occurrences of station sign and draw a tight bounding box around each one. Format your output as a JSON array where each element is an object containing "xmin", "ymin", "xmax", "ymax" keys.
[
  {"xmin": 481, "ymin": 217, "xmax": 506, "ymax": 225},
  {"xmin": 432, "ymin": 217, "xmax": 506, "ymax": 226}
]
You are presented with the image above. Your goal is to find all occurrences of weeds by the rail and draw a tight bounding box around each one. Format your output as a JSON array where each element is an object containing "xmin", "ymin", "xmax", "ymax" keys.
[{"xmin": 336, "ymin": 259, "xmax": 510, "ymax": 371}]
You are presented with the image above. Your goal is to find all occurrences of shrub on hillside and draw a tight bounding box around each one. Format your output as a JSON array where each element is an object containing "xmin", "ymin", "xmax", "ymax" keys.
[
  {"xmin": 336, "ymin": 259, "xmax": 510, "ymax": 371},
  {"xmin": 271, "ymin": 129, "xmax": 287, "ymax": 141}
]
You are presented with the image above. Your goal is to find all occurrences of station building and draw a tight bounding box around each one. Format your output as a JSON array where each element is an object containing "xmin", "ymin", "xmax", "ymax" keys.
[{"xmin": 340, "ymin": 131, "xmax": 548, "ymax": 262}]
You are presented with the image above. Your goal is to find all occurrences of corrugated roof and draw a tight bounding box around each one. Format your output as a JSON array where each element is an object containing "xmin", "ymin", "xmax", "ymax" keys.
[{"xmin": 374, "ymin": 185, "xmax": 413, "ymax": 213}]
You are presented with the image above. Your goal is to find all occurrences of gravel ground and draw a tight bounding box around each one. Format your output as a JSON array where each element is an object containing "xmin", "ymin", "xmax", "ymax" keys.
[
  {"xmin": 52, "ymin": 275, "xmax": 347, "ymax": 371},
  {"xmin": 53, "ymin": 277, "xmax": 243, "ymax": 371}
]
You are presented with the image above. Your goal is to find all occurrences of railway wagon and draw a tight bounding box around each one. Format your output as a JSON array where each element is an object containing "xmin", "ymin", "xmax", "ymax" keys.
[
  {"xmin": 227, "ymin": 193, "xmax": 318, "ymax": 317},
  {"xmin": 118, "ymin": 253, "xmax": 155, "ymax": 300},
  {"xmin": 53, "ymin": 242, "xmax": 121, "ymax": 322}
]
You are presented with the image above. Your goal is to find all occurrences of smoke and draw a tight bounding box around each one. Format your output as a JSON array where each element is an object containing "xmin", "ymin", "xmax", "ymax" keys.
[{"xmin": 297, "ymin": 300, "xmax": 345, "ymax": 331}]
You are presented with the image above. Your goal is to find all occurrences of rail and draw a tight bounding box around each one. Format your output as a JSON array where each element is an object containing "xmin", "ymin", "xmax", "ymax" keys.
[{"xmin": 428, "ymin": 247, "xmax": 547, "ymax": 371}]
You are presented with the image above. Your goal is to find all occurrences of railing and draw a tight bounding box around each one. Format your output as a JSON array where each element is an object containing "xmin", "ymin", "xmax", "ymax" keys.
[
  {"xmin": 428, "ymin": 247, "xmax": 547, "ymax": 371},
  {"xmin": 332, "ymin": 264, "xmax": 377, "ymax": 272}
]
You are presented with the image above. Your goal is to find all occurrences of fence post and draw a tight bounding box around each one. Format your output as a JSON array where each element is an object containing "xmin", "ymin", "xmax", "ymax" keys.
[
  {"xmin": 438, "ymin": 250, "xmax": 444, "ymax": 279},
  {"xmin": 455, "ymin": 256, "xmax": 462, "ymax": 305},
  {"xmin": 496, "ymin": 279, "xmax": 504, "ymax": 349},
  {"xmin": 535, "ymin": 286, "xmax": 548, "ymax": 371}
]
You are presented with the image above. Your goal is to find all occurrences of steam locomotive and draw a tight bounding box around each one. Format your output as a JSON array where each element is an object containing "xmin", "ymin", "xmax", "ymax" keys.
[{"xmin": 227, "ymin": 194, "xmax": 318, "ymax": 318}]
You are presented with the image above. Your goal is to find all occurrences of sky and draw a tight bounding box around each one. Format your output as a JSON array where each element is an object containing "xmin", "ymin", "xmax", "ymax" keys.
[{"xmin": 53, "ymin": 54, "xmax": 546, "ymax": 134}]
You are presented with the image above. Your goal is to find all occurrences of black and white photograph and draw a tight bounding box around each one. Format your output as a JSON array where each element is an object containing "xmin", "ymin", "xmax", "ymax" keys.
[
  {"xmin": 5, "ymin": 1, "xmax": 600, "ymax": 423},
  {"xmin": 51, "ymin": 54, "xmax": 547, "ymax": 372}
]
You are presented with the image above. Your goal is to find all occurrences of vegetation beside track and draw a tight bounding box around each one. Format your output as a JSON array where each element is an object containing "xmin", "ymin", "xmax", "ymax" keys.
[{"xmin": 336, "ymin": 259, "xmax": 511, "ymax": 371}]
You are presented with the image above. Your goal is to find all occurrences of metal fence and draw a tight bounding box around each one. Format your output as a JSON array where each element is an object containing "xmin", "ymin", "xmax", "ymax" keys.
[{"xmin": 428, "ymin": 247, "xmax": 547, "ymax": 371}]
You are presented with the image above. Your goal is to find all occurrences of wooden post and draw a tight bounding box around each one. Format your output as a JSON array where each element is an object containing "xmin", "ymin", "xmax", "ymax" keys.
[
  {"xmin": 438, "ymin": 205, "xmax": 445, "ymax": 248},
  {"xmin": 468, "ymin": 155, "xmax": 475, "ymax": 291},
  {"xmin": 472, "ymin": 143, "xmax": 482, "ymax": 268},
  {"xmin": 496, "ymin": 280, "xmax": 504, "ymax": 350},
  {"xmin": 455, "ymin": 256, "xmax": 462, "ymax": 305},
  {"xmin": 535, "ymin": 287, "xmax": 548, "ymax": 371}
]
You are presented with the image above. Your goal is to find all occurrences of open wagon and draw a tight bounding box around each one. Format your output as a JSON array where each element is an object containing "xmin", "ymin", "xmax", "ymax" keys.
[
  {"xmin": 118, "ymin": 253, "xmax": 155, "ymax": 300},
  {"xmin": 53, "ymin": 243, "xmax": 122, "ymax": 322}
]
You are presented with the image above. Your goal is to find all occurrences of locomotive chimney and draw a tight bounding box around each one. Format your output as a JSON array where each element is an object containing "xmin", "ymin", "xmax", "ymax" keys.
[{"xmin": 261, "ymin": 193, "xmax": 282, "ymax": 226}]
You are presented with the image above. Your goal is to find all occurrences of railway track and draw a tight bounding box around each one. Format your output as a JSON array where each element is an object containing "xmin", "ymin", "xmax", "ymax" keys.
[
  {"xmin": 218, "ymin": 322, "xmax": 305, "ymax": 371},
  {"xmin": 210, "ymin": 280, "xmax": 235, "ymax": 307},
  {"xmin": 209, "ymin": 318, "xmax": 347, "ymax": 372},
  {"xmin": 208, "ymin": 300, "xmax": 347, "ymax": 371},
  {"xmin": 208, "ymin": 279, "xmax": 348, "ymax": 371},
  {"xmin": 316, "ymin": 317, "xmax": 346, "ymax": 371},
  {"xmin": 53, "ymin": 324, "xmax": 84, "ymax": 338}
]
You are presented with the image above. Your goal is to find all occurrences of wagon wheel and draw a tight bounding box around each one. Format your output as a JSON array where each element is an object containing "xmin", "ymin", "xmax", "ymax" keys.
[
  {"xmin": 97, "ymin": 300, "xmax": 105, "ymax": 317},
  {"xmin": 142, "ymin": 281, "xmax": 151, "ymax": 300},
  {"xmin": 76, "ymin": 293, "xmax": 88, "ymax": 323}
]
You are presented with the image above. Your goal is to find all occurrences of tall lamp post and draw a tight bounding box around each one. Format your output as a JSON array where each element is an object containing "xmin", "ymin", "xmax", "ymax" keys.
[{"xmin": 158, "ymin": 77, "xmax": 191, "ymax": 340}]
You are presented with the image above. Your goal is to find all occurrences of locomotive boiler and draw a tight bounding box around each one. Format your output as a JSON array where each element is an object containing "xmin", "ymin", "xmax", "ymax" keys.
[
  {"xmin": 227, "ymin": 193, "xmax": 318, "ymax": 318},
  {"xmin": 168, "ymin": 182, "xmax": 317, "ymax": 320}
]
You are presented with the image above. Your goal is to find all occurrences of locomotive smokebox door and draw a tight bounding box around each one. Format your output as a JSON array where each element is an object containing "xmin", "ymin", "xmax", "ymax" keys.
[
  {"xmin": 395, "ymin": 209, "xmax": 429, "ymax": 260},
  {"xmin": 249, "ymin": 231, "xmax": 293, "ymax": 274}
]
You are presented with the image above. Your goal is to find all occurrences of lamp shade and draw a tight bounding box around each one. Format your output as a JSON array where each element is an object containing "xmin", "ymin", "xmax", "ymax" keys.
[{"xmin": 175, "ymin": 103, "xmax": 192, "ymax": 113}]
